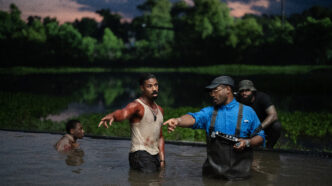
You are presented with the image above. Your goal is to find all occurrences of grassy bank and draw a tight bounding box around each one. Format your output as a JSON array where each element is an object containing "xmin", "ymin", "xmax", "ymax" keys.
[
  {"xmin": 1, "ymin": 65, "xmax": 331, "ymax": 75},
  {"xmin": 1, "ymin": 65, "xmax": 331, "ymax": 152},
  {"xmin": 0, "ymin": 91, "xmax": 331, "ymax": 152}
]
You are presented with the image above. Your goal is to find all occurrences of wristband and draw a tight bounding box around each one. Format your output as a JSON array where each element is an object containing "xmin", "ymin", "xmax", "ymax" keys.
[
  {"xmin": 245, "ymin": 140, "xmax": 251, "ymax": 148},
  {"xmin": 176, "ymin": 117, "xmax": 182, "ymax": 123}
]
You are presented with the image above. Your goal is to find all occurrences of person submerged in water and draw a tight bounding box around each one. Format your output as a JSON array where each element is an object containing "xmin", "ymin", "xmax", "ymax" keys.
[{"xmin": 55, "ymin": 119, "xmax": 85, "ymax": 152}]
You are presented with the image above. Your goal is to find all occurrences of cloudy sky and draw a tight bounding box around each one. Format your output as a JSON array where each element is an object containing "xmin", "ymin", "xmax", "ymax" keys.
[{"xmin": 0, "ymin": 0, "xmax": 331, "ymax": 24}]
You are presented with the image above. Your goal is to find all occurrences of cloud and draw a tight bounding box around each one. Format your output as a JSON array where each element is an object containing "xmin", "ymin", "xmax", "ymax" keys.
[
  {"xmin": 227, "ymin": 0, "xmax": 270, "ymax": 17},
  {"xmin": 0, "ymin": 0, "xmax": 102, "ymax": 23},
  {"xmin": 183, "ymin": 0, "xmax": 194, "ymax": 6},
  {"xmin": 226, "ymin": 0, "xmax": 332, "ymax": 17},
  {"xmin": 1, "ymin": 0, "xmax": 331, "ymax": 24}
]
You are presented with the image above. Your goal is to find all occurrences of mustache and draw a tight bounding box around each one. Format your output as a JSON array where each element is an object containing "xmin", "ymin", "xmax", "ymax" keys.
[{"xmin": 152, "ymin": 91, "xmax": 158, "ymax": 95}]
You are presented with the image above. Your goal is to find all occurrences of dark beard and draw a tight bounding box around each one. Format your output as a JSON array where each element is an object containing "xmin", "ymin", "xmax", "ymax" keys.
[
  {"xmin": 240, "ymin": 94, "xmax": 253, "ymax": 105},
  {"xmin": 152, "ymin": 95, "xmax": 158, "ymax": 100},
  {"xmin": 152, "ymin": 91, "xmax": 158, "ymax": 100}
]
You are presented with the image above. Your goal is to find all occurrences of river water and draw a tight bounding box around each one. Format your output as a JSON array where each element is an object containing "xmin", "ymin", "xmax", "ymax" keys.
[{"xmin": 0, "ymin": 130, "xmax": 331, "ymax": 186}]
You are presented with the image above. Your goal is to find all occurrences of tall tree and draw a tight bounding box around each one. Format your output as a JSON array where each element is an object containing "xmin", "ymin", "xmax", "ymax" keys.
[
  {"xmin": 0, "ymin": 4, "xmax": 25, "ymax": 40},
  {"xmin": 50, "ymin": 23, "xmax": 83, "ymax": 60},
  {"xmin": 96, "ymin": 28, "xmax": 124, "ymax": 60},
  {"xmin": 132, "ymin": 0, "xmax": 174, "ymax": 60},
  {"xmin": 72, "ymin": 17, "xmax": 98, "ymax": 37},
  {"xmin": 96, "ymin": 9, "xmax": 126, "ymax": 40},
  {"xmin": 80, "ymin": 36, "xmax": 97, "ymax": 62},
  {"xmin": 295, "ymin": 17, "xmax": 332, "ymax": 64},
  {"xmin": 16, "ymin": 18, "xmax": 46, "ymax": 43},
  {"xmin": 171, "ymin": 0, "xmax": 234, "ymax": 63},
  {"xmin": 190, "ymin": 0, "xmax": 233, "ymax": 39}
]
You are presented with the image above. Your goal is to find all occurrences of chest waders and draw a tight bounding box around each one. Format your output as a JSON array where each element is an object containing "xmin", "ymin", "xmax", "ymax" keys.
[{"xmin": 202, "ymin": 104, "xmax": 253, "ymax": 180}]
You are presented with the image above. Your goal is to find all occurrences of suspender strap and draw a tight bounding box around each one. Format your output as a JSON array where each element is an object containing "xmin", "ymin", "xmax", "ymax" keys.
[
  {"xmin": 209, "ymin": 103, "xmax": 243, "ymax": 137},
  {"xmin": 209, "ymin": 106, "xmax": 218, "ymax": 133},
  {"xmin": 235, "ymin": 103, "xmax": 243, "ymax": 137}
]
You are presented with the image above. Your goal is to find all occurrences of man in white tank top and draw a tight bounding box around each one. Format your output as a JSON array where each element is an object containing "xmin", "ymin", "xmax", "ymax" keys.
[{"xmin": 98, "ymin": 73, "xmax": 165, "ymax": 173}]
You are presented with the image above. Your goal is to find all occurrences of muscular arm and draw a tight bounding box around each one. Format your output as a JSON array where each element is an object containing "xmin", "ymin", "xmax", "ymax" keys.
[
  {"xmin": 158, "ymin": 128, "xmax": 165, "ymax": 167},
  {"xmin": 249, "ymin": 135, "xmax": 264, "ymax": 147},
  {"xmin": 163, "ymin": 114, "xmax": 196, "ymax": 133},
  {"xmin": 98, "ymin": 101, "xmax": 143, "ymax": 128},
  {"xmin": 261, "ymin": 105, "xmax": 278, "ymax": 129}
]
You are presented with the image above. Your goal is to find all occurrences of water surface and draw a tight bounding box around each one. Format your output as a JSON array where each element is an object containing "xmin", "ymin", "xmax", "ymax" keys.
[{"xmin": 0, "ymin": 130, "xmax": 331, "ymax": 185}]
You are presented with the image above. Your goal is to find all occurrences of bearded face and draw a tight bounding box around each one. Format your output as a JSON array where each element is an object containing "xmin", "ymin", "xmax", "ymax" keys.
[
  {"xmin": 141, "ymin": 78, "xmax": 159, "ymax": 101},
  {"xmin": 239, "ymin": 90, "xmax": 254, "ymax": 105}
]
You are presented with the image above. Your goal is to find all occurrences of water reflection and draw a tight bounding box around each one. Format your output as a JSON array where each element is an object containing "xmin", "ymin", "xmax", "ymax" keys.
[
  {"xmin": 1, "ymin": 131, "xmax": 332, "ymax": 185},
  {"xmin": 65, "ymin": 149, "xmax": 85, "ymax": 167},
  {"xmin": 2, "ymin": 72, "xmax": 330, "ymax": 114},
  {"xmin": 128, "ymin": 168, "xmax": 165, "ymax": 186},
  {"xmin": 251, "ymin": 151, "xmax": 281, "ymax": 185}
]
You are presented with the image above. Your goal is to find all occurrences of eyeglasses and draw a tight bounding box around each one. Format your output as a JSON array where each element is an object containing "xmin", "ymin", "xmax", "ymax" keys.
[{"xmin": 209, "ymin": 87, "xmax": 225, "ymax": 96}]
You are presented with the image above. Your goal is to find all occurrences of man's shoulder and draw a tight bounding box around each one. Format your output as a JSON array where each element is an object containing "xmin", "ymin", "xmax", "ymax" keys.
[
  {"xmin": 190, "ymin": 106, "xmax": 214, "ymax": 115},
  {"xmin": 255, "ymin": 91, "xmax": 273, "ymax": 106},
  {"xmin": 242, "ymin": 104, "xmax": 256, "ymax": 114},
  {"xmin": 58, "ymin": 134, "xmax": 72, "ymax": 143},
  {"xmin": 126, "ymin": 99, "xmax": 144, "ymax": 109},
  {"xmin": 55, "ymin": 135, "xmax": 72, "ymax": 151},
  {"xmin": 255, "ymin": 91, "xmax": 270, "ymax": 100}
]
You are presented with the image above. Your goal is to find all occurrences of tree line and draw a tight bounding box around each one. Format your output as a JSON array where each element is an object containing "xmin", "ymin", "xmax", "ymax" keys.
[{"xmin": 1, "ymin": 0, "xmax": 332, "ymax": 67}]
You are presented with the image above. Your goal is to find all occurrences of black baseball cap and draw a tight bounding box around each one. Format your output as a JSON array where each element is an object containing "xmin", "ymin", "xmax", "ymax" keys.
[{"xmin": 205, "ymin": 76, "xmax": 234, "ymax": 90}]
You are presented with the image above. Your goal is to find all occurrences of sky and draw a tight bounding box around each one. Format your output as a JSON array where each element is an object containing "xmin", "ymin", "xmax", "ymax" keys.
[{"xmin": 0, "ymin": 0, "xmax": 331, "ymax": 24}]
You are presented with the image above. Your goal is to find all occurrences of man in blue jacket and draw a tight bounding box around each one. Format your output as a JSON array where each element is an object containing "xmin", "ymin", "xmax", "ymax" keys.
[{"xmin": 164, "ymin": 75, "xmax": 264, "ymax": 180}]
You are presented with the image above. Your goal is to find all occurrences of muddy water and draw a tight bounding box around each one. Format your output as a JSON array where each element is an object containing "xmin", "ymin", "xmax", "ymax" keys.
[{"xmin": 0, "ymin": 130, "xmax": 331, "ymax": 186}]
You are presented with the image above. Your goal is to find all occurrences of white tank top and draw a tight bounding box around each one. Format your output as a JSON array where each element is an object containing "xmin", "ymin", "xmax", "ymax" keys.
[{"xmin": 130, "ymin": 99, "xmax": 163, "ymax": 155}]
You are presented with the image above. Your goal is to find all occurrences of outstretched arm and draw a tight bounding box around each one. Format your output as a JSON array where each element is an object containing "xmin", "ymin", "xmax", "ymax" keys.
[
  {"xmin": 163, "ymin": 114, "xmax": 196, "ymax": 133},
  {"xmin": 98, "ymin": 101, "xmax": 142, "ymax": 128}
]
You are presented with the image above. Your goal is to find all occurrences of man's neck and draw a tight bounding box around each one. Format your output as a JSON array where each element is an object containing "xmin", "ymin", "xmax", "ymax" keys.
[
  {"xmin": 225, "ymin": 96, "xmax": 234, "ymax": 105},
  {"xmin": 139, "ymin": 96, "xmax": 155, "ymax": 108}
]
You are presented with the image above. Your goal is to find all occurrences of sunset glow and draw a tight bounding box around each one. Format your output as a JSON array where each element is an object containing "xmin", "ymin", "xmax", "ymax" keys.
[
  {"xmin": 0, "ymin": 0, "xmax": 102, "ymax": 24},
  {"xmin": 0, "ymin": 0, "xmax": 329, "ymax": 23},
  {"xmin": 227, "ymin": 0, "xmax": 270, "ymax": 17}
]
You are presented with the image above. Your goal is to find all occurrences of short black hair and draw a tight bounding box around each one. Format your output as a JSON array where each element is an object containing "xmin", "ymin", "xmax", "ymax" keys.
[
  {"xmin": 139, "ymin": 73, "xmax": 156, "ymax": 86},
  {"xmin": 66, "ymin": 119, "xmax": 81, "ymax": 134}
]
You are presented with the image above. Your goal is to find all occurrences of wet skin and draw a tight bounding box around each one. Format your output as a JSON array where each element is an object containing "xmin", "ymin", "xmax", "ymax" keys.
[{"xmin": 98, "ymin": 78, "xmax": 165, "ymax": 167}]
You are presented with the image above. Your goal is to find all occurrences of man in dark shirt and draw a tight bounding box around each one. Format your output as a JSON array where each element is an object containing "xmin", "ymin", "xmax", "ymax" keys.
[{"xmin": 237, "ymin": 80, "xmax": 281, "ymax": 148}]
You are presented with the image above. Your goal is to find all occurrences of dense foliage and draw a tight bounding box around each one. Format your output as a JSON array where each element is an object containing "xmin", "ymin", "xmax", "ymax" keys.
[
  {"xmin": 0, "ymin": 90, "xmax": 331, "ymax": 152},
  {"xmin": 1, "ymin": 1, "xmax": 332, "ymax": 66}
]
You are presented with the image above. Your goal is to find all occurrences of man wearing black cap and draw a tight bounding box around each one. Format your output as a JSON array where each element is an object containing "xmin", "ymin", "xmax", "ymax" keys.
[
  {"xmin": 237, "ymin": 80, "xmax": 281, "ymax": 148},
  {"xmin": 163, "ymin": 76, "xmax": 264, "ymax": 180}
]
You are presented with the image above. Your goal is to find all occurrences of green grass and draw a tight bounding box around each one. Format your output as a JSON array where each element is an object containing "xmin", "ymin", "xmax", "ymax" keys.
[
  {"xmin": 1, "ymin": 90, "xmax": 331, "ymax": 152},
  {"xmin": 279, "ymin": 111, "xmax": 332, "ymax": 143},
  {"xmin": 0, "ymin": 66, "xmax": 110, "ymax": 75},
  {"xmin": 121, "ymin": 65, "xmax": 332, "ymax": 76},
  {"xmin": 1, "ymin": 64, "xmax": 331, "ymax": 75},
  {"xmin": 1, "ymin": 65, "xmax": 332, "ymax": 152}
]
